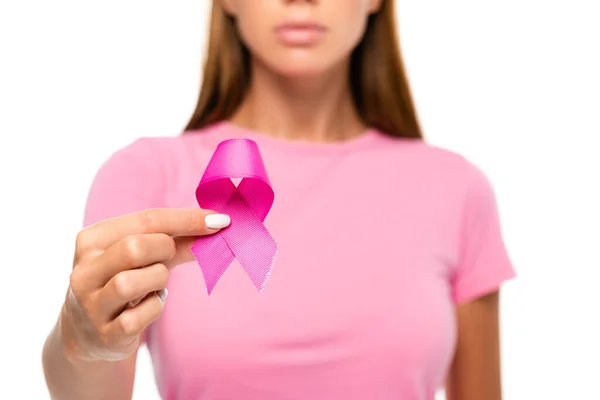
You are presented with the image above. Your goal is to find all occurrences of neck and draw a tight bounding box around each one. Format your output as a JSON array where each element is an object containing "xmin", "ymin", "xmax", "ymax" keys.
[{"xmin": 229, "ymin": 59, "xmax": 367, "ymax": 142}]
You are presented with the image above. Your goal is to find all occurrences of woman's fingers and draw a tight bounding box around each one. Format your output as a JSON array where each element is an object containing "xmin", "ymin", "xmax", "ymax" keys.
[
  {"xmin": 164, "ymin": 235, "xmax": 203, "ymax": 269},
  {"xmin": 76, "ymin": 208, "xmax": 228, "ymax": 255},
  {"xmin": 71, "ymin": 233, "xmax": 173, "ymax": 295},
  {"xmin": 87, "ymin": 233, "xmax": 209, "ymax": 292},
  {"xmin": 64, "ymin": 207, "xmax": 230, "ymax": 361},
  {"xmin": 107, "ymin": 291, "xmax": 166, "ymax": 342},
  {"xmin": 88, "ymin": 233, "xmax": 175, "ymax": 287},
  {"xmin": 98, "ymin": 263, "xmax": 169, "ymax": 318}
]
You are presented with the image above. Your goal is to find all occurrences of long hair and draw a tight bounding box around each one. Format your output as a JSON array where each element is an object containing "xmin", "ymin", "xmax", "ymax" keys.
[{"xmin": 184, "ymin": 0, "xmax": 423, "ymax": 140}]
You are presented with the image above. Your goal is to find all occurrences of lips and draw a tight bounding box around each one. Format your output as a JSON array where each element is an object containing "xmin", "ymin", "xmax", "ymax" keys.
[{"xmin": 274, "ymin": 22, "xmax": 327, "ymax": 46}]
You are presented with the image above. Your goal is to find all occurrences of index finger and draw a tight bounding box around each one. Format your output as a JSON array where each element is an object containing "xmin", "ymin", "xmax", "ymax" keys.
[{"xmin": 77, "ymin": 208, "xmax": 229, "ymax": 252}]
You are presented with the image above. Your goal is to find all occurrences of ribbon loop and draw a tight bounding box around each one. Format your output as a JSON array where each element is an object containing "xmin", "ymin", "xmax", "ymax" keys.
[{"xmin": 191, "ymin": 139, "xmax": 278, "ymax": 294}]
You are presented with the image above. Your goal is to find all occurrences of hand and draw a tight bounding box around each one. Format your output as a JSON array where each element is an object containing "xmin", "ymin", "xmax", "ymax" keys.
[{"xmin": 60, "ymin": 208, "xmax": 230, "ymax": 362}]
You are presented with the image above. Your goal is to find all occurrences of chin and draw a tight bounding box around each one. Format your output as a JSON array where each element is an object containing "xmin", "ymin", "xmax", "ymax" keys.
[
  {"xmin": 266, "ymin": 57, "xmax": 342, "ymax": 80},
  {"xmin": 274, "ymin": 66, "xmax": 329, "ymax": 79}
]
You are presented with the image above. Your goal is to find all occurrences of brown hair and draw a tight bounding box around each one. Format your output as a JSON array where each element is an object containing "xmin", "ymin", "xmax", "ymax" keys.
[{"xmin": 184, "ymin": 0, "xmax": 423, "ymax": 140}]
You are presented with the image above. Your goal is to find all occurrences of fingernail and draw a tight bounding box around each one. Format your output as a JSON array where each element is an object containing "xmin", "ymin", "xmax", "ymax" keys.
[
  {"xmin": 130, "ymin": 297, "xmax": 142, "ymax": 307},
  {"xmin": 205, "ymin": 214, "xmax": 231, "ymax": 229},
  {"xmin": 157, "ymin": 288, "xmax": 168, "ymax": 303}
]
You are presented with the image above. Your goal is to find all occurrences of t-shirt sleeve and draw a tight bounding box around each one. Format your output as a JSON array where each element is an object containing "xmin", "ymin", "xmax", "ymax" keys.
[
  {"xmin": 83, "ymin": 138, "xmax": 166, "ymax": 227},
  {"xmin": 451, "ymin": 162, "xmax": 516, "ymax": 304}
]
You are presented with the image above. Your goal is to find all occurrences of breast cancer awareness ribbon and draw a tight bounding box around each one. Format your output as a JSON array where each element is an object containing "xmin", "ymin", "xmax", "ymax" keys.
[{"xmin": 190, "ymin": 138, "xmax": 278, "ymax": 294}]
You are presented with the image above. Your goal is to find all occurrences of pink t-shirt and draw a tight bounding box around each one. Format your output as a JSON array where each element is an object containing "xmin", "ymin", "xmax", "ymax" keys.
[{"xmin": 84, "ymin": 122, "xmax": 516, "ymax": 400}]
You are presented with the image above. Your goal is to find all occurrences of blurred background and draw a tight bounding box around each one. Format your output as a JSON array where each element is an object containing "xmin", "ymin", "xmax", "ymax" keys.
[{"xmin": 0, "ymin": 1, "xmax": 598, "ymax": 398}]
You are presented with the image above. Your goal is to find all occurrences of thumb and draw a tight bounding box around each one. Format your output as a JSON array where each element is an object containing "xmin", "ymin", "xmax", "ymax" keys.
[
  {"xmin": 165, "ymin": 213, "xmax": 230, "ymax": 269},
  {"xmin": 165, "ymin": 236, "xmax": 201, "ymax": 270}
]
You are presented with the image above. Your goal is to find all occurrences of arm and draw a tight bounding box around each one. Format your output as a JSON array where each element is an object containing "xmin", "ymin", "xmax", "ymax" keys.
[
  {"xmin": 42, "ymin": 138, "xmax": 164, "ymax": 399},
  {"xmin": 445, "ymin": 160, "xmax": 516, "ymax": 400},
  {"xmin": 445, "ymin": 290, "xmax": 502, "ymax": 400},
  {"xmin": 42, "ymin": 318, "xmax": 138, "ymax": 400}
]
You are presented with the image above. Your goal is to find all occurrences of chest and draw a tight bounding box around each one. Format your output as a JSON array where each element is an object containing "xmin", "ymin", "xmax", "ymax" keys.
[{"xmin": 151, "ymin": 170, "xmax": 459, "ymax": 385}]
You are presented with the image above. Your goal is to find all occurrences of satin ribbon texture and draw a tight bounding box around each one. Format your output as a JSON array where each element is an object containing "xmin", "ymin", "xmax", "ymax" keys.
[{"xmin": 190, "ymin": 138, "xmax": 278, "ymax": 294}]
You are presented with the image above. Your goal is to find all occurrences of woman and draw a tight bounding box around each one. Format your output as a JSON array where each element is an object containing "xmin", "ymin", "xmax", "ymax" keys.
[{"xmin": 43, "ymin": 0, "xmax": 515, "ymax": 399}]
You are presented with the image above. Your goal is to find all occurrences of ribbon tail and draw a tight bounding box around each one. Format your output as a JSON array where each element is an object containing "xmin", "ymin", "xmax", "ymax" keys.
[
  {"xmin": 243, "ymin": 233, "xmax": 278, "ymax": 292},
  {"xmin": 191, "ymin": 234, "xmax": 235, "ymax": 294},
  {"xmin": 216, "ymin": 189, "xmax": 278, "ymax": 292},
  {"xmin": 222, "ymin": 221, "xmax": 278, "ymax": 292}
]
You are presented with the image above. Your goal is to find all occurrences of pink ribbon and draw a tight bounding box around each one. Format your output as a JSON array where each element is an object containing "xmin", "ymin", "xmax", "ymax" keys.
[{"xmin": 190, "ymin": 139, "xmax": 278, "ymax": 294}]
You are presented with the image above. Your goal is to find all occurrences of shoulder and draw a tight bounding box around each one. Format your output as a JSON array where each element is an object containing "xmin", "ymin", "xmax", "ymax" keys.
[
  {"xmin": 371, "ymin": 131, "xmax": 489, "ymax": 192},
  {"xmin": 113, "ymin": 135, "xmax": 194, "ymax": 163},
  {"xmin": 111, "ymin": 124, "xmax": 223, "ymax": 171}
]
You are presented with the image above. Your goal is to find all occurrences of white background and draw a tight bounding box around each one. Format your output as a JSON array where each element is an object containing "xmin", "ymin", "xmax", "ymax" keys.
[{"xmin": 1, "ymin": 1, "xmax": 598, "ymax": 399}]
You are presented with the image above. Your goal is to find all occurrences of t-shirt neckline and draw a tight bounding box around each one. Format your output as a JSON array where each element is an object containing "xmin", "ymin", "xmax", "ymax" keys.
[{"xmin": 201, "ymin": 121, "xmax": 384, "ymax": 156}]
